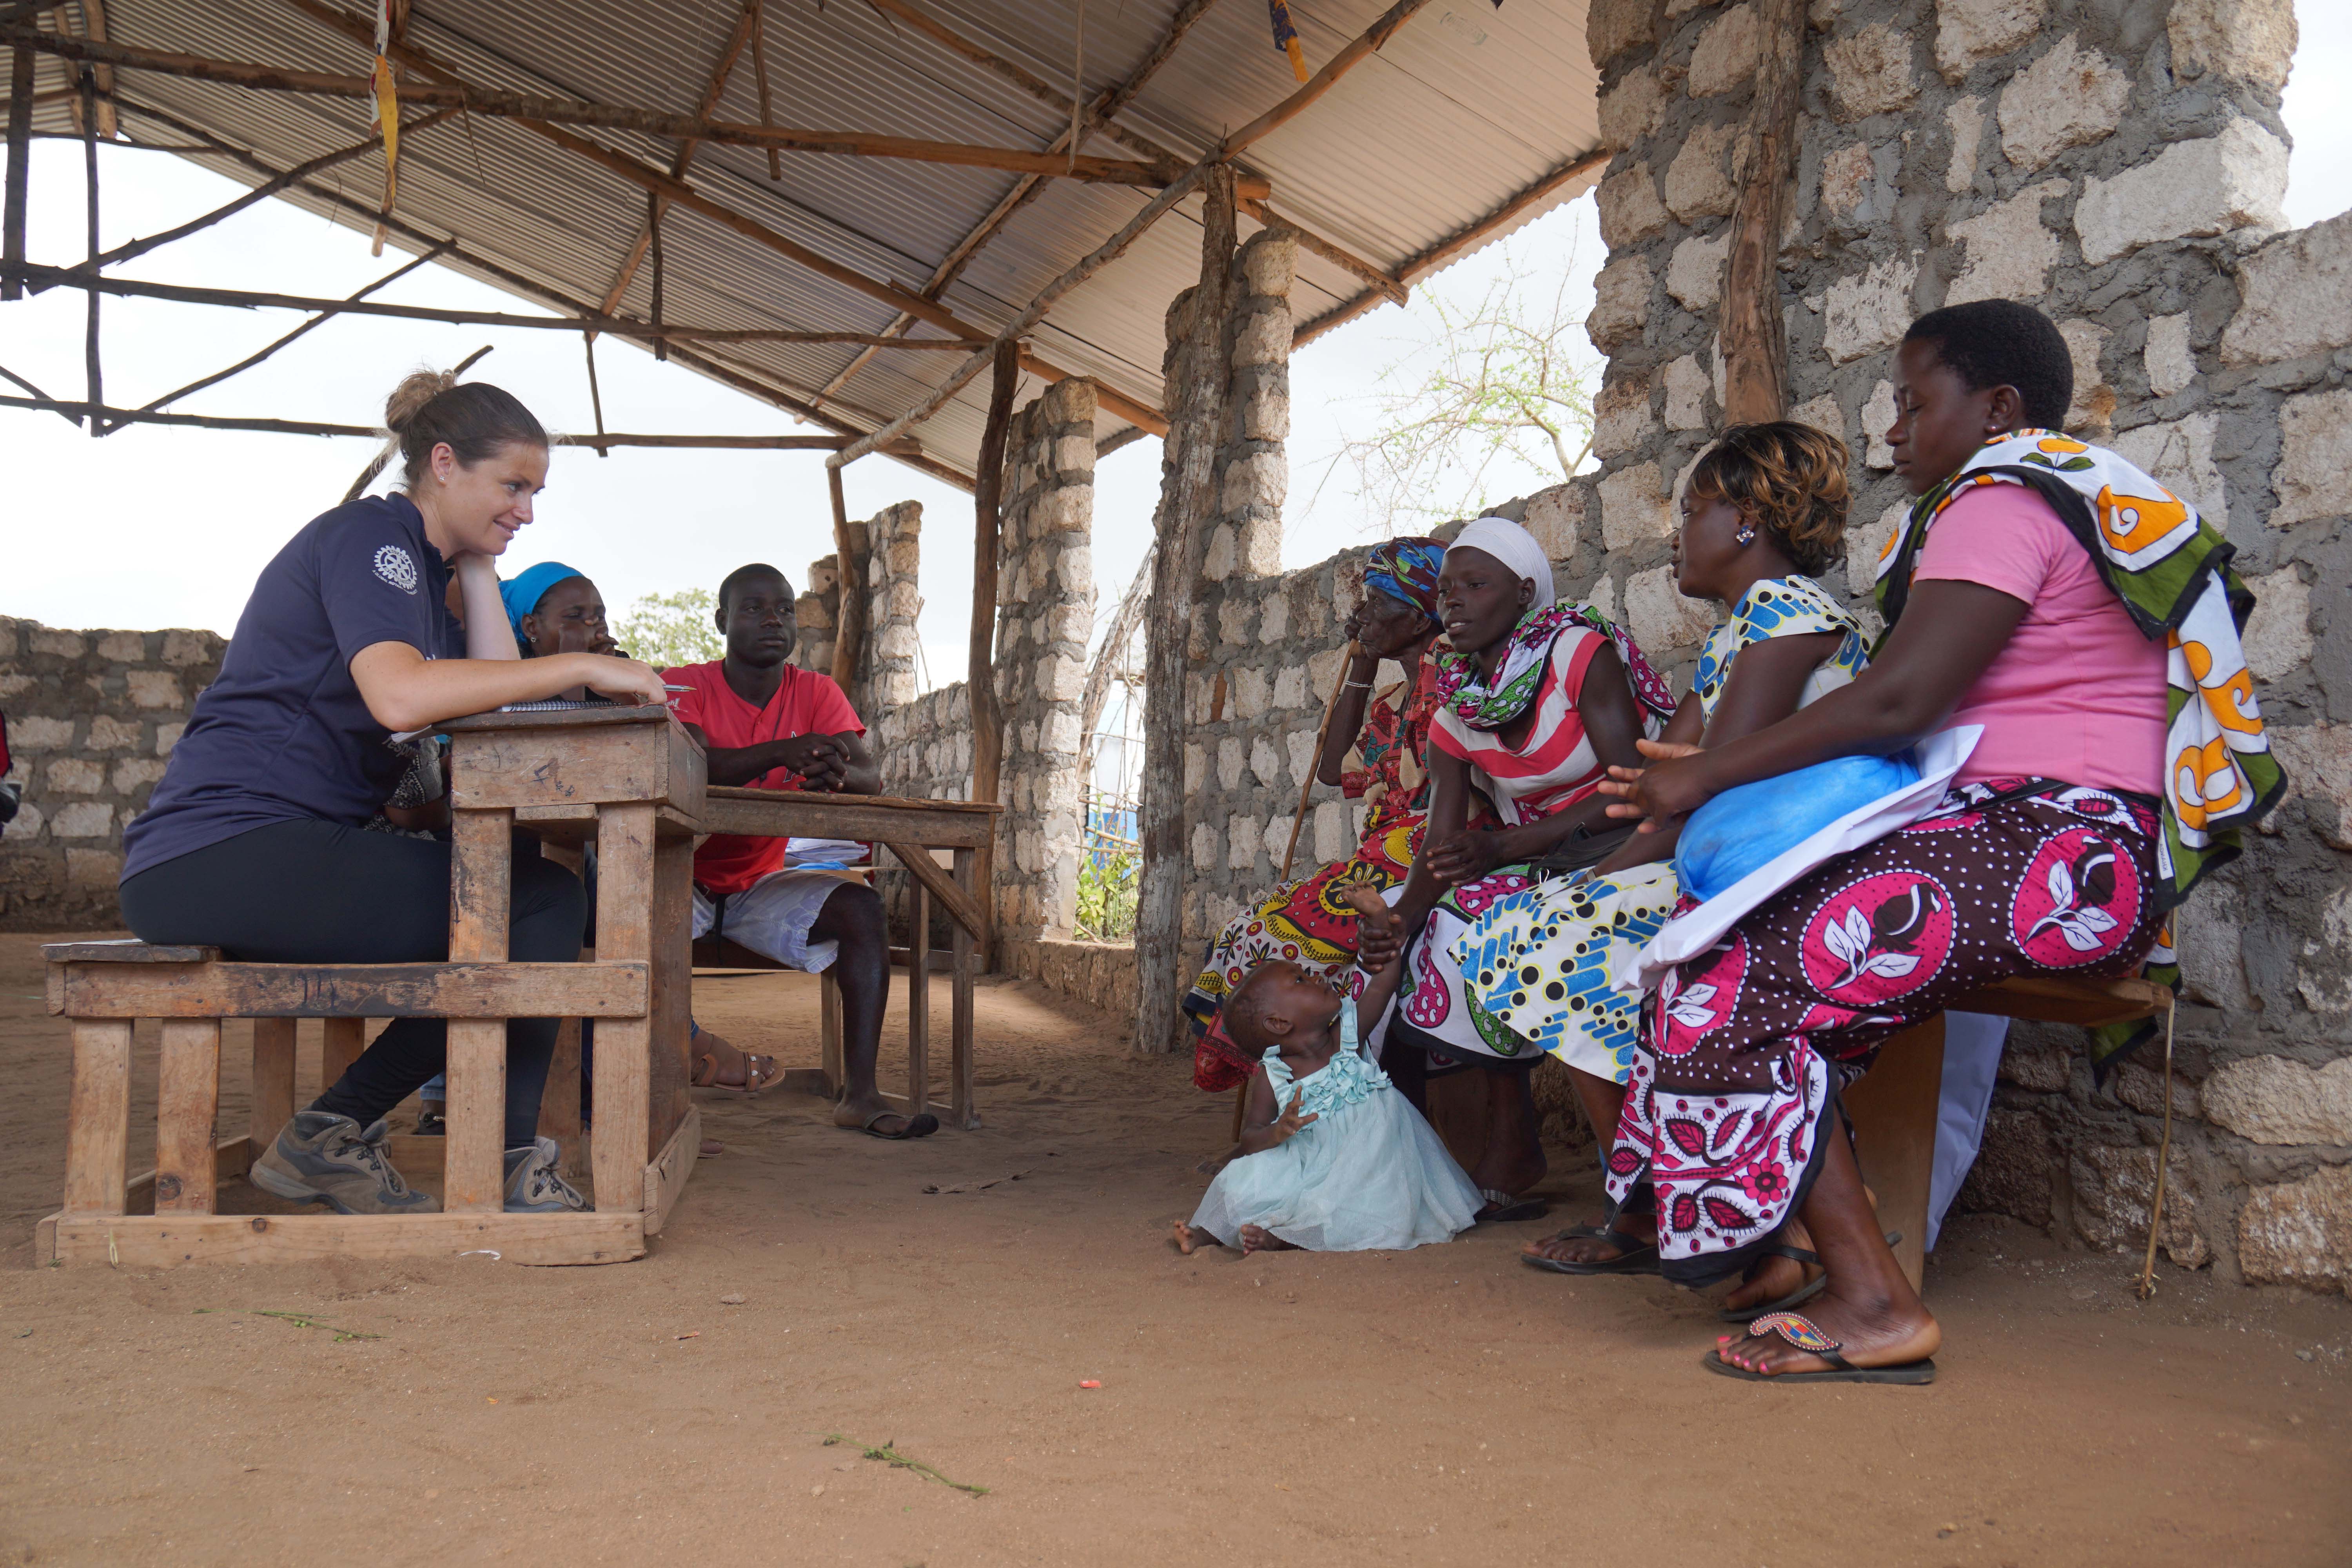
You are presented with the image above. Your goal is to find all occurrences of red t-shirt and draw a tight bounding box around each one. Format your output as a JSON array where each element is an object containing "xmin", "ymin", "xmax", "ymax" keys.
[{"xmin": 664, "ymin": 660, "xmax": 864, "ymax": 896}]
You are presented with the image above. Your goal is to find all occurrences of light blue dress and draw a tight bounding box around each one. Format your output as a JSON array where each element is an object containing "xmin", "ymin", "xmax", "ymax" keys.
[{"xmin": 1189, "ymin": 1005, "xmax": 1483, "ymax": 1252}]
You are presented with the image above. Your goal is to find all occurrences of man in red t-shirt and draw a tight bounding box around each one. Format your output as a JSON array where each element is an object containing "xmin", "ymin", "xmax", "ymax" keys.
[{"xmin": 666, "ymin": 563, "xmax": 933, "ymax": 1138}]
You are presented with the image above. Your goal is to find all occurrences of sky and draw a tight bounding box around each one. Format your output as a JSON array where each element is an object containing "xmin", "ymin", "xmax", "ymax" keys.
[{"xmin": 5, "ymin": 8, "xmax": 2348, "ymax": 697}]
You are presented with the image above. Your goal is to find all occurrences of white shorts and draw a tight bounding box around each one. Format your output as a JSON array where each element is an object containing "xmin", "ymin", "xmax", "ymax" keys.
[{"xmin": 691, "ymin": 869, "xmax": 851, "ymax": 973}]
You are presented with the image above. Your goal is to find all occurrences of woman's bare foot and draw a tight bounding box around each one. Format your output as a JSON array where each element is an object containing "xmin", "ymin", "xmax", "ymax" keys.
[
  {"xmin": 1723, "ymin": 1220, "xmax": 1820, "ymax": 1313},
  {"xmin": 831, "ymin": 1092, "xmax": 936, "ymax": 1138},
  {"xmin": 1239, "ymin": 1224, "xmax": 1298, "ymax": 1255},
  {"xmin": 1714, "ymin": 1281, "xmax": 1940, "ymax": 1374},
  {"xmin": 1172, "ymin": 1221, "xmax": 1204, "ymax": 1255},
  {"xmin": 692, "ymin": 1025, "xmax": 781, "ymax": 1093},
  {"xmin": 1523, "ymin": 1212, "xmax": 1656, "ymax": 1266}
]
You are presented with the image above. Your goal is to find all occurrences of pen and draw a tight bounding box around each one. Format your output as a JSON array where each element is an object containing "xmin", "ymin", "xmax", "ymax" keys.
[{"xmin": 662, "ymin": 684, "xmax": 692, "ymax": 691}]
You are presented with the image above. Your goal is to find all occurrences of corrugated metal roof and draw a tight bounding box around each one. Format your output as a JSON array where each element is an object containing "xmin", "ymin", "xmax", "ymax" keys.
[{"xmin": 13, "ymin": 0, "xmax": 1600, "ymax": 482}]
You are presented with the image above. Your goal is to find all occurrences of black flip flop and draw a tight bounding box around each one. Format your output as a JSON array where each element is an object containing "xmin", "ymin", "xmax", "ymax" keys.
[
  {"xmin": 1475, "ymin": 1189, "xmax": 1550, "ymax": 1224},
  {"xmin": 1714, "ymin": 1230, "xmax": 1904, "ymax": 1320},
  {"xmin": 1521, "ymin": 1223, "xmax": 1661, "ymax": 1276},
  {"xmin": 1704, "ymin": 1310, "xmax": 1936, "ymax": 1385},
  {"xmin": 858, "ymin": 1111, "xmax": 940, "ymax": 1140}
]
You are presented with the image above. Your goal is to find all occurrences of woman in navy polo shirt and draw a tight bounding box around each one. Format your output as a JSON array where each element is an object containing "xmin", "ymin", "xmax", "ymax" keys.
[{"xmin": 119, "ymin": 372, "xmax": 667, "ymax": 1216}]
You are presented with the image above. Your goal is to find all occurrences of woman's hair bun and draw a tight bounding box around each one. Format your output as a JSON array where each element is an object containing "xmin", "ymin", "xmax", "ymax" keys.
[{"xmin": 385, "ymin": 368, "xmax": 459, "ymax": 435}]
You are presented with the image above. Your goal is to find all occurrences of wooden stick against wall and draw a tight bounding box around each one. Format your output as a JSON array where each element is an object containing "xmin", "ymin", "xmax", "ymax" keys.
[
  {"xmin": 827, "ymin": 463, "xmax": 865, "ymax": 695},
  {"xmin": 4, "ymin": 41, "xmax": 36, "ymax": 303},
  {"xmin": 1716, "ymin": 0, "xmax": 1804, "ymax": 423},
  {"xmin": 967, "ymin": 337, "xmax": 1020, "ymax": 962},
  {"xmin": 1277, "ymin": 639, "xmax": 1361, "ymax": 882}
]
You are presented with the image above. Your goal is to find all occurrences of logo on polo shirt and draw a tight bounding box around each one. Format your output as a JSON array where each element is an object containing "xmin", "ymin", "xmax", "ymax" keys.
[{"xmin": 373, "ymin": 544, "xmax": 419, "ymax": 593}]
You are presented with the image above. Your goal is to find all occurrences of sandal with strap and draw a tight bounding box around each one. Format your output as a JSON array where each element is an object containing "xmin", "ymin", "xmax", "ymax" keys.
[
  {"xmin": 1714, "ymin": 1230, "xmax": 1906, "ymax": 1320},
  {"xmin": 1475, "ymin": 1188, "xmax": 1549, "ymax": 1224},
  {"xmin": 1522, "ymin": 1223, "xmax": 1660, "ymax": 1276},
  {"xmin": 1704, "ymin": 1311, "xmax": 1937, "ymax": 1385},
  {"xmin": 690, "ymin": 1022, "xmax": 781, "ymax": 1096}
]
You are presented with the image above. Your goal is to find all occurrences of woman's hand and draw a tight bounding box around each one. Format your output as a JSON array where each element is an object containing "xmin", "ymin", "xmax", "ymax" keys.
[
  {"xmin": 566, "ymin": 653, "xmax": 669, "ymax": 707},
  {"xmin": 1270, "ymin": 1089, "xmax": 1319, "ymax": 1144},
  {"xmin": 1421, "ymin": 826, "xmax": 1504, "ymax": 885},
  {"xmin": 1598, "ymin": 739, "xmax": 1709, "ymax": 828}
]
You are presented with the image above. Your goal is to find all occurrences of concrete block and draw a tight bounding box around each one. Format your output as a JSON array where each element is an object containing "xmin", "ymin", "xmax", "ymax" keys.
[
  {"xmin": 1050, "ymin": 435, "xmax": 1094, "ymax": 475},
  {"xmin": 2238, "ymin": 1165, "xmax": 2352, "ymax": 1292},
  {"xmin": 1821, "ymin": 142, "xmax": 1876, "ymax": 218},
  {"xmin": 1232, "ymin": 667, "xmax": 1270, "ymax": 720},
  {"xmin": 2269, "ymin": 388, "xmax": 2352, "ymax": 530},
  {"xmin": 2, "ymin": 802, "xmax": 42, "ymax": 838},
  {"xmin": 46, "ymin": 758, "xmax": 105, "ymax": 795},
  {"xmin": 1686, "ymin": 4, "xmax": 1758, "ymax": 96},
  {"xmin": 1587, "ymin": 254, "xmax": 1653, "ymax": 356},
  {"xmin": 1820, "ymin": 255, "xmax": 1918, "ymax": 363},
  {"xmin": 1586, "ymin": 0, "xmax": 1654, "ymax": 66},
  {"xmin": 1227, "ymin": 816, "xmax": 1261, "ymax": 870},
  {"xmin": 1313, "ymin": 801, "xmax": 1351, "ymax": 865},
  {"xmin": 1237, "ymin": 519, "xmax": 1281, "ymax": 578},
  {"xmin": 1272, "ymin": 665, "xmax": 1306, "ymax": 710},
  {"xmin": 1625, "ymin": 564, "xmax": 1716, "ymax": 655},
  {"xmin": 1825, "ymin": 22, "xmax": 1921, "ymax": 123},
  {"xmin": 1307, "ymin": 646, "xmax": 1345, "ymax": 700},
  {"xmin": 1040, "ymin": 376, "xmax": 1096, "ymax": 424},
  {"xmin": 1240, "ymin": 380, "xmax": 1290, "ymax": 442},
  {"xmin": 95, "ymin": 632, "xmax": 144, "ymax": 662},
  {"xmin": 1598, "ymin": 462, "xmax": 1674, "ymax": 550},
  {"xmin": 29, "ymin": 630, "xmax": 85, "ymax": 657},
  {"xmin": 1789, "ymin": 394, "xmax": 1844, "ymax": 445},
  {"xmin": 49, "ymin": 800, "xmax": 113, "ymax": 839},
  {"xmin": 1218, "ymin": 737, "xmax": 1245, "ymax": 791},
  {"xmin": 1203, "ymin": 525, "xmax": 1238, "ymax": 583},
  {"xmin": 9, "ymin": 716, "xmax": 73, "ymax": 752},
  {"xmin": 0, "ymin": 674, "xmax": 29, "ymax": 701},
  {"xmin": 124, "ymin": 670, "xmax": 180, "ymax": 709},
  {"xmin": 1663, "ymin": 355, "xmax": 1710, "ymax": 430},
  {"xmin": 2169, "ymin": 0, "xmax": 2298, "ymax": 89},
  {"xmin": 1221, "ymin": 450, "xmax": 1287, "ymax": 514},
  {"xmin": 1036, "ymin": 654, "xmax": 1087, "ymax": 703},
  {"xmin": 1597, "ymin": 62, "xmax": 1661, "ymax": 151},
  {"xmin": 1662, "ymin": 122, "xmax": 1739, "ymax": 223},
  {"xmin": 1259, "ymin": 594, "xmax": 1290, "ymax": 648},
  {"xmin": 1285, "ymin": 728, "xmax": 1317, "ymax": 788},
  {"xmin": 2202, "ymin": 1055, "xmax": 2352, "ymax": 1146},
  {"xmin": 2060, "ymin": 320, "xmax": 2115, "ymax": 436},
  {"xmin": 2266, "ymin": 722, "xmax": 2352, "ymax": 850},
  {"xmin": 1592, "ymin": 374, "xmax": 1658, "ymax": 457},
  {"xmin": 1846, "ymin": 500, "xmax": 1906, "ymax": 599},
  {"xmin": 1523, "ymin": 485, "xmax": 1584, "ymax": 558},
  {"xmin": 1997, "ymin": 34, "xmax": 2129, "ymax": 171},
  {"xmin": 1944, "ymin": 95, "xmax": 1986, "ymax": 193},
  {"xmin": 1250, "ymin": 734, "xmax": 1283, "ymax": 789},
  {"xmin": 66, "ymin": 848, "xmax": 121, "ymax": 887},
  {"xmin": 2071, "ymin": 1144, "xmax": 2208, "ymax": 1266},
  {"xmin": 2145, "ymin": 313, "xmax": 2196, "ymax": 397},
  {"xmin": 1665, "ymin": 229, "xmax": 1728, "ymax": 312},
  {"xmin": 1042, "ymin": 709, "xmax": 1082, "ymax": 755},
  {"xmin": 1031, "ymin": 485, "xmax": 1092, "ymax": 535},
  {"xmin": 2111, "ymin": 412, "xmax": 2225, "ymax": 527},
  {"xmin": 2220, "ymin": 211, "xmax": 2352, "ymax": 367},
  {"xmin": 115, "ymin": 754, "xmax": 167, "ymax": 795},
  {"xmin": 1862, "ymin": 380, "xmax": 1896, "ymax": 468},
  {"xmin": 83, "ymin": 715, "xmax": 138, "ymax": 752},
  {"xmin": 160, "ymin": 629, "xmax": 218, "ymax": 667},
  {"xmin": 2076, "ymin": 119, "xmax": 2287, "ymax": 266},
  {"xmin": 1934, "ymin": 0, "xmax": 2045, "ymax": 80},
  {"xmin": 1944, "ymin": 180, "xmax": 2068, "ymax": 305},
  {"xmin": 1240, "ymin": 229, "xmax": 1298, "ymax": 297},
  {"xmin": 1232, "ymin": 309, "xmax": 1294, "ymax": 369},
  {"xmin": 2241, "ymin": 567, "xmax": 2311, "ymax": 681},
  {"xmin": 1597, "ymin": 165, "xmax": 1669, "ymax": 248}
]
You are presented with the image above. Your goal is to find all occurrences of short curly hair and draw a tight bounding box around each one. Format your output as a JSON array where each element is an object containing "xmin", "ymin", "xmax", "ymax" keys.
[
  {"xmin": 1904, "ymin": 299, "xmax": 2074, "ymax": 428},
  {"xmin": 1686, "ymin": 421, "xmax": 1852, "ymax": 575}
]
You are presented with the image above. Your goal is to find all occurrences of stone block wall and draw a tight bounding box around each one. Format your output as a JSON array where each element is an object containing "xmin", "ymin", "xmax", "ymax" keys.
[
  {"xmin": 0, "ymin": 617, "xmax": 222, "ymax": 930},
  {"xmin": 1574, "ymin": 0, "xmax": 2352, "ymax": 1287},
  {"xmin": 862, "ymin": 502, "xmax": 923, "ymax": 713}
]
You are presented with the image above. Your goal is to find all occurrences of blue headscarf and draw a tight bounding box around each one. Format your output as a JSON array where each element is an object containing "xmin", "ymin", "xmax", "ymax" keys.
[{"xmin": 498, "ymin": 561, "xmax": 588, "ymax": 653}]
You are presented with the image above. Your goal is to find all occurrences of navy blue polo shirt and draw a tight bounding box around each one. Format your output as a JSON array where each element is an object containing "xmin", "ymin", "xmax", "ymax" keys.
[{"xmin": 122, "ymin": 494, "xmax": 463, "ymax": 880}]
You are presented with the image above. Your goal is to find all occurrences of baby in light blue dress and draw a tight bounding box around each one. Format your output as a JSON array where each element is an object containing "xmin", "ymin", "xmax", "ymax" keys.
[{"xmin": 1174, "ymin": 954, "xmax": 1482, "ymax": 1256}]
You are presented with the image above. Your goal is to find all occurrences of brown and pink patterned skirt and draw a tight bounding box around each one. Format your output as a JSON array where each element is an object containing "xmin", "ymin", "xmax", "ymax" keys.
[{"xmin": 1604, "ymin": 779, "xmax": 2163, "ymax": 1286}]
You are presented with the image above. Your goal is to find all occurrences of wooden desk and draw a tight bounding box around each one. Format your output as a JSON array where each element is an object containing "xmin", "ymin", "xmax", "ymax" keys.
[{"xmin": 693, "ymin": 787, "xmax": 998, "ymax": 1131}]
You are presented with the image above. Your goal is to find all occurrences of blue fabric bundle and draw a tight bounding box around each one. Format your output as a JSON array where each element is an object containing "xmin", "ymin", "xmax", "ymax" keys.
[{"xmin": 1674, "ymin": 753, "xmax": 1922, "ymax": 903}]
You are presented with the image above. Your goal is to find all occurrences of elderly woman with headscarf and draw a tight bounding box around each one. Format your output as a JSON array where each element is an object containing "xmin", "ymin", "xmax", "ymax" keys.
[
  {"xmin": 1358, "ymin": 516, "xmax": 1677, "ymax": 1220},
  {"xmin": 1181, "ymin": 538, "xmax": 1492, "ymax": 1094}
]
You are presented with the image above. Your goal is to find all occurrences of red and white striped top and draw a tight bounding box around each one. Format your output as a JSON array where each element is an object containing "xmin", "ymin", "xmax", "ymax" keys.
[{"xmin": 1430, "ymin": 626, "xmax": 1609, "ymax": 826}]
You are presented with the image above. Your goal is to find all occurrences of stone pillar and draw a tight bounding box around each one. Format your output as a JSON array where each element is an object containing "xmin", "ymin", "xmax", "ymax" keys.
[
  {"xmin": 791, "ymin": 554, "xmax": 839, "ymax": 674},
  {"xmin": 992, "ymin": 378, "xmax": 1097, "ymax": 938},
  {"xmin": 861, "ymin": 501, "xmax": 923, "ymax": 713},
  {"xmin": 1204, "ymin": 226, "xmax": 1296, "ymax": 584}
]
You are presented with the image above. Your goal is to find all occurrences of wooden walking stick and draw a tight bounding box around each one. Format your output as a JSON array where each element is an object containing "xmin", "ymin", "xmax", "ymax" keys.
[{"xmin": 1277, "ymin": 639, "xmax": 1362, "ymax": 882}]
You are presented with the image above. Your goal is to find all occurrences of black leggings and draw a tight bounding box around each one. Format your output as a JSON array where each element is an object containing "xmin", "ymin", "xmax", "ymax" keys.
[{"xmin": 120, "ymin": 818, "xmax": 586, "ymax": 1149}]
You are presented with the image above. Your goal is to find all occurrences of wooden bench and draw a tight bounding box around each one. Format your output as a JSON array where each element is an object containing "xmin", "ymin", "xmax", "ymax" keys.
[
  {"xmin": 36, "ymin": 704, "xmax": 705, "ymax": 1269},
  {"xmin": 1845, "ymin": 973, "xmax": 2172, "ymax": 1292}
]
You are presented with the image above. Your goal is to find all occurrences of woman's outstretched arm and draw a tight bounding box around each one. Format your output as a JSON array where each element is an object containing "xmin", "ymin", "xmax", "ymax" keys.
[{"xmin": 349, "ymin": 641, "xmax": 668, "ymax": 733}]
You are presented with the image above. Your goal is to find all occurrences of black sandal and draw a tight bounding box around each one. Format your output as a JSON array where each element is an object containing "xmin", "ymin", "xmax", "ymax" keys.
[
  {"xmin": 857, "ymin": 1110, "xmax": 939, "ymax": 1140},
  {"xmin": 1713, "ymin": 1230, "xmax": 1904, "ymax": 1320},
  {"xmin": 1703, "ymin": 1311, "xmax": 1936, "ymax": 1385},
  {"xmin": 1522, "ymin": 1223, "xmax": 1660, "ymax": 1276}
]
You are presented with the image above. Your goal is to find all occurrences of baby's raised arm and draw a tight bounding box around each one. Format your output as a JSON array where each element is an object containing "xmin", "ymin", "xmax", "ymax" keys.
[{"xmin": 1339, "ymin": 884, "xmax": 1410, "ymax": 1022}]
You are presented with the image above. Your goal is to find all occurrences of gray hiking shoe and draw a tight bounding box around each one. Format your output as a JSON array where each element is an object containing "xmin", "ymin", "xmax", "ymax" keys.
[
  {"xmin": 504, "ymin": 1136, "xmax": 589, "ymax": 1213},
  {"xmin": 250, "ymin": 1111, "xmax": 438, "ymax": 1215}
]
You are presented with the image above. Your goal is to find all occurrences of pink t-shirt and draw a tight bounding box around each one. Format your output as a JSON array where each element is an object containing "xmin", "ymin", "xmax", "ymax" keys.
[{"xmin": 1913, "ymin": 483, "xmax": 2167, "ymax": 795}]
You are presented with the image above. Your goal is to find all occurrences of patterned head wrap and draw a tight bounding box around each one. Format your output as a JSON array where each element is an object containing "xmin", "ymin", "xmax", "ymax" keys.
[{"xmin": 1363, "ymin": 537, "xmax": 1445, "ymax": 630}]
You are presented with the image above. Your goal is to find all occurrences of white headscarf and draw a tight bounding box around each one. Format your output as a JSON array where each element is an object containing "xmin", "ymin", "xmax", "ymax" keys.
[{"xmin": 1445, "ymin": 516, "xmax": 1555, "ymax": 606}]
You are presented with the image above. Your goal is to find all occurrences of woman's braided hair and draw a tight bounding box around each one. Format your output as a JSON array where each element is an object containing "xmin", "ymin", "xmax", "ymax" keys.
[
  {"xmin": 383, "ymin": 368, "xmax": 547, "ymax": 486},
  {"xmin": 1686, "ymin": 421, "xmax": 1851, "ymax": 576}
]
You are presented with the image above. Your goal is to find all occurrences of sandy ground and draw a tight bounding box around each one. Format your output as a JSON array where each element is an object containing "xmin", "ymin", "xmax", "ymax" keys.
[{"xmin": 0, "ymin": 930, "xmax": 2347, "ymax": 1567}]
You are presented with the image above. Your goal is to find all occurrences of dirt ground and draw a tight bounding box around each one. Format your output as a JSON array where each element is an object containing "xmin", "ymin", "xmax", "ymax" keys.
[{"xmin": 1, "ymin": 931, "xmax": 2347, "ymax": 1567}]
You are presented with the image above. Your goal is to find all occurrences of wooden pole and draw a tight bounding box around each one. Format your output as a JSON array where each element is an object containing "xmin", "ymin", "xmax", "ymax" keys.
[
  {"xmin": 4, "ymin": 39, "xmax": 36, "ymax": 302},
  {"xmin": 828, "ymin": 155, "xmax": 1216, "ymax": 468},
  {"xmin": 0, "ymin": 262, "xmax": 988, "ymax": 346},
  {"xmin": 646, "ymin": 189, "xmax": 665, "ymax": 363},
  {"xmin": 6, "ymin": 26, "xmax": 1179, "ymax": 183},
  {"xmin": 1277, "ymin": 639, "xmax": 1360, "ymax": 881},
  {"xmin": 967, "ymin": 337, "xmax": 1019, "ymax": 964},
  {"xmin": 746, "ymin": 0, "xmax": 779, "ymax": 182},
  {"xmin": 1716, "ymin": 0, "xmax": 1804, "ymax": 424},
  {"xmin": 1220, "ymin": 0, "xmax": 1434, "ymax": 157},
  {"xmin": 582, "ymin": 334, "xmax": 608, "ymax": 457},
  {"xmin": 78, "ymin": 65, "xmax": 99, "ymax": 436},
  {"xmin": 0, "ymin": 394, "xmax": 904, "ymax": 448},
  {"xmin": 1132, "ymin": 165, "xmax": 1237, "ymax": 1057},
  {"xmin": 827, "ymin": 462, "xmax": 864, "ymax": 699}
]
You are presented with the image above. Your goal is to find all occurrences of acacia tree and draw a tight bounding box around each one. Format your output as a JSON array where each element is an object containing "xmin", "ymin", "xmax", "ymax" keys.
[{"xmin": 1328, "ymin": 244, "xmax": 1600, "ymax": 533}]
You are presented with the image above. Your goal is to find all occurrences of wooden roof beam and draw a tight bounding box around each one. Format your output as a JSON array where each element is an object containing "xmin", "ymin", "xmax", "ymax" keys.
[{"xmin": 7, "ymin": 25, "xmax": 1181, "ymax": 184}]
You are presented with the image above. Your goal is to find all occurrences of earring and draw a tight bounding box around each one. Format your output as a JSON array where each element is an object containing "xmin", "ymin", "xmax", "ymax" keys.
[{"xmin": 1735, "ymin": 527, "xmax": 1757, "ymax": 546}]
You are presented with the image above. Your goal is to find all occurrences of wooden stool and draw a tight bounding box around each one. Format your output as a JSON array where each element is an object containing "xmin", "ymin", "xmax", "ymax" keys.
[{"xmin": 1845, "ymin": 973, "xmax": 2171, "ymax": 1291}]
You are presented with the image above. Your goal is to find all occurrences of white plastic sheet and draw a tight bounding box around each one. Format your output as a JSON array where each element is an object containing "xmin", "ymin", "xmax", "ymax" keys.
[{"xmin": 1615, "ymin": 726, "xmax": 1984, "ymax": 993}]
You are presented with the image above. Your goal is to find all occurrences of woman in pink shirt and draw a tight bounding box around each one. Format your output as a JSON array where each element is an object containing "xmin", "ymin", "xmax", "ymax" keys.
[{"xmin": 1501, "ymin": 301, "xmax": 2220, "ymax": 1382}]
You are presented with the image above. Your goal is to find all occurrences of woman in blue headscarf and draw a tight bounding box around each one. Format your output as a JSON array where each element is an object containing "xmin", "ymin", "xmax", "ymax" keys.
[{"xmin": 1180, "ymin": 538, "xmax": 1493, "ymax": 1093}]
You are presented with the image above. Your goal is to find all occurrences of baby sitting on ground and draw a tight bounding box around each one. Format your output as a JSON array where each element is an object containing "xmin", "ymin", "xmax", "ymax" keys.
[{"xmin": 1174, "ymin": 891, "xmax": 1482, "ymax": 1256}]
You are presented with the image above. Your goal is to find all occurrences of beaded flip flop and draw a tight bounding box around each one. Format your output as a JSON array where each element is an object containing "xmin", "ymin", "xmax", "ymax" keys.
[{"xmin": 1704, "ymin": 1310, "xmax": 1936, "ymax": 1385}]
